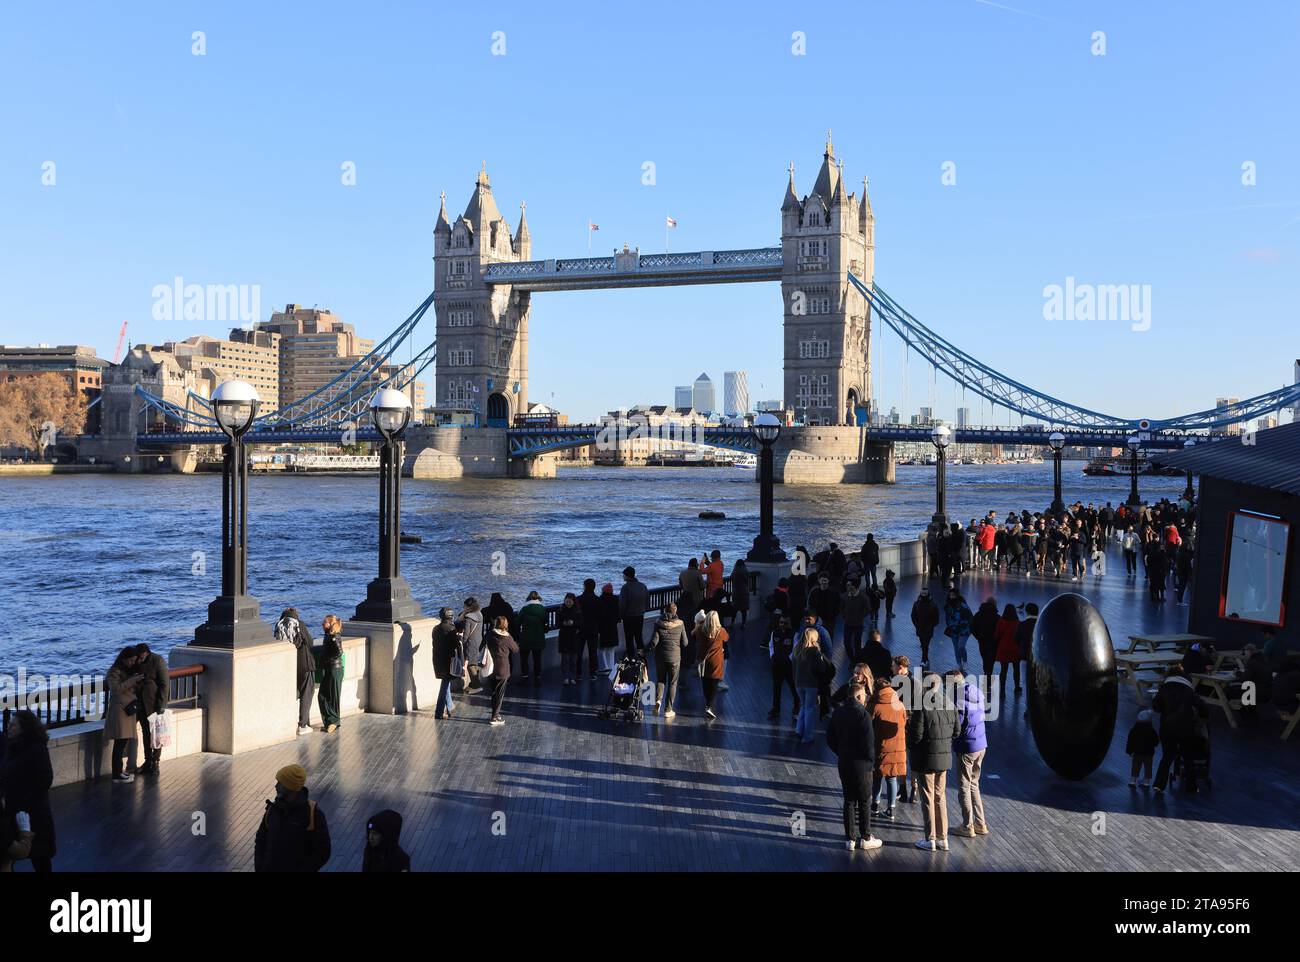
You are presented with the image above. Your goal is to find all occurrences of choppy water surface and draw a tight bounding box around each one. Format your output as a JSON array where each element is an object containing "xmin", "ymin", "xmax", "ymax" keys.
[{"xmin": 0, "ymin": 463, "xmax": 1188, "ymax": 674}]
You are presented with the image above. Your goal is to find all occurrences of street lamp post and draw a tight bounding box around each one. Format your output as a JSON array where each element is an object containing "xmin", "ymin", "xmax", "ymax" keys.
[
  {"xmin": 1126, "ymin": 435, "xmax": 1142, "ymax": 507},
  {"xmin": 194, "ymin": 379, "xmax": 274, "ymax": 648},
  {"xmin": 931, "ymin": 423, "xmax": 951, "ymax": 527},
  {"xmin": 1182, "ymin": 438, "xmax": 1196, "ymax": 504},
  {"xmin": 354, "ymin": 388, "xmax": 423, "ymax": 622},
  {"xmin": 747, "ymin": 413, "xmax": 787, "ymax": 563},
  {"xmin": 1049, "ymin": 431, "xmax": 1066, "ymax": 516}
]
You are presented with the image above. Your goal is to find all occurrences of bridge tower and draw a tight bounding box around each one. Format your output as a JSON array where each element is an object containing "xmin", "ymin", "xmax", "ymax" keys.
[
  {"xmin": 433, "ymin": 165, "xmax": 532, "ymax": 426},
  {"xmin": 780, "ymin": 133, "xmax": 874, "ymax": 426}
]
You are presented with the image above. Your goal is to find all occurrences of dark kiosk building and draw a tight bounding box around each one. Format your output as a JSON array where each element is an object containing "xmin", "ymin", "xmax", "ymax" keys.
[{"xmin": 1157, "ymin": 422, "xmax": 1300, "ymax": 652}]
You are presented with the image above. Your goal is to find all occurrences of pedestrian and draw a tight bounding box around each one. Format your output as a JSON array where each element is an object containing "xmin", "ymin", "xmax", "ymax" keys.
[
  {"xmin": 317, "ymin": 614, "xmax": 344, "ymax": 733},
  {"xmin": 994, "ymin": 603, "xmax": 1022, "ymax": 699},
  {"xmin": 648, "ymin": 603, "xmax": 688, "ymax": 718},
  {"xmin": 1090, "ymin": 539, "xmax": 1106, "ymax": 578},
  {"xmin": 557, "ymin": 592, "xmax": 584, "ymax": 686},
  {"xmin": 943, "ymin": 589, "xmax": 974, "ymax": 673},
  {"xmin": 862, "ymin": 629, "xmax": 892, "ymax": 683},
  {"xmin": 809, "ymin": 574, "xmax": 841, "ymax": 644},
  {"xmin": 971, "ymin": 596, "xmax": 1000, "ymax": 683},
  {"xmin": 767, "ymin": 614, "xmax": 800, "ymax": 721},
  {"xmin": 1122, "ymin": 525, "xmax": 1139, "ymax": 576},
  {"xmin": 951, "ymin": 669, "xmax": 989, "ymax": 839},
  {"xmin": 431, "ymin": 607, "xmax": 462, "ymax": 720},
  {"xmin": 882, "ymin": 570, "xmax": 897, "ymax": 619},
  {"xmin": 619, "ymin": 565, "xmax": 650, "ymax": 656},
  {"xmin": 483, "ymin": 592, "xmax": 517, "ymax": 673},
  {"xmin": 457, "ymin": 598, "xmax": 485, "ymax": 692},
  {"xmin": 869, "ymin": 675, "xmax": 908, "ymax": 820},
  {"xmin": 889, "ymin": 655, "xmax": 920, "ymax": 803},
  {"xmin": 254, "ymin": 764, "xmax": 331, "ymax": 872},
  {"xmin": 596, "ymin": 583, "xmax": 621, "ymax": 675},
  {"xmin": 831, "ymin": 662, "xmax": 874, "ymax": 709},
  {"xmin": 703, "ymin": 550, "xmax": 725, "ymax": 599},
  {"xmin": 485, "ymin": 615, "xmax": 521, "ymax": 726},
  {"xmin": 103, "ymin": 646, "xmax": 144, "ymax": 783},
  {"xmin": 826, "ymin": 682, "xmax": 884, "ymax": 852},
  {"xmin": 1152, "ymin": 665, "xmax": 1208, "ymax": 793},
  {"xmin": 793, "ymin": 627, "xmax": 827, "ymax": 744},
  {"xmin": 730, "ymin": 559, "xmax": 750, "ymax": 627},
  {"xmin": 862, "ymin": 533, "xmax": 880, "ymax": 589},
  {"xmin": 1125, "ymin": 710, "xmax": 1159, "ymax": 788},
  {"xmin": 693, "ymin": 609, "xmax": 728, "ymax": 719},
  {"xmin": 841, "ymin": 581, "xmax": 868, "ymax": 661},
  {"xmin": 0, "ymin": 710, "xmax": 55, "ymax": 871},
  {"xmin": 907, "ymin": 672, "xmax": 959, "ymax": 852},
  {"xmin": 1174, "ymin": 541, "xmax": 1193, "ymax": 606},
  {"xmin": 517, "ymin": 591, "xmax": 547, "ymax": 686},
  {"xmin": 576, "ymin": 578, "xmax": 602, "ymax": 681},
  {"xmin": 131, "ymin": 642, "xmax": 169, "ymax": 775},
  {"xmin": 275, "ymin": 607, "xmax": 316, "ymax": 735},
  {"xmin": 911, "ymin": 587, "xmax": 940, "ymax": 669},
  {"xmin": 362, "ymin": 809, "xmax": 411, "ymax": 872}
]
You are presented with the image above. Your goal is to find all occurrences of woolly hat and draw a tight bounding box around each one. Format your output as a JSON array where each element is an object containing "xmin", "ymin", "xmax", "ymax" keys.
[{"xmin": 276, "ymin": 764, "xmax": 307, "ymax": 792}]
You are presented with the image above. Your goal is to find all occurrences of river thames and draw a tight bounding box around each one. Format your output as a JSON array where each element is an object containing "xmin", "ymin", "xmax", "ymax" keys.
[{"xmin": 0, "ymin": 462, "xmax": 1189, "ymax": 674}]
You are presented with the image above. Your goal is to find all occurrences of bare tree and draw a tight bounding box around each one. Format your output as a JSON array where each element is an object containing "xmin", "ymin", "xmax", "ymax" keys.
[{"xmin": 0, "ymin": 373, "xmax": 88, "ymax": 459}]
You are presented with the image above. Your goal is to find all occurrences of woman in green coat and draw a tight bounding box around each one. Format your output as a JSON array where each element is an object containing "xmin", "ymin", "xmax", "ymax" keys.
[{"xmin": 517, "ymin": 591, "xmax": 548, "ymax": 686}]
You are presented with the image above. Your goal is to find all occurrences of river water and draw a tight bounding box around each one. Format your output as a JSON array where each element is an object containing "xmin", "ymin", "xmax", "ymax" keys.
[{"xmin": 0, "ymin": 463, "xmax": 1189, "ymax": 675}]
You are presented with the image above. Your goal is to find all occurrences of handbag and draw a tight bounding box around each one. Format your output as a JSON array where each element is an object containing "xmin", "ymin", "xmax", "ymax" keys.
[
  {"xmin": 313, "ymin": 648, "xmax": 346, "ymax": 685},
  {"xmin": 150, "ymin": 710, "xmax": 174, "ymax": 750}
]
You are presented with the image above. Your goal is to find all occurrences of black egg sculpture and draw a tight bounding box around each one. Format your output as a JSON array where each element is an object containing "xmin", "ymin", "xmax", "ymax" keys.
[{"xmin": 1026, "ymin": 592, "xmax": 1117, "ymax": 779}]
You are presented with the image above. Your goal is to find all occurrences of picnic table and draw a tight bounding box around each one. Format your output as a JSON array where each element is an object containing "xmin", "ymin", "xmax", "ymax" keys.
[
  {"xmin": 1191, "ymin": 671, "xmax": 1242, "ymax": 729},
  {"xmin": 1211, "ymin": 649, "xmax": 1248, "ymax": 672},
  {"xmin": 1114, "ymin": 650, "xmax": 1184, "ymax": 706},
  {"xmin": 1125, "ymin": 633, "xmax": 1215, "ymax": 654}
]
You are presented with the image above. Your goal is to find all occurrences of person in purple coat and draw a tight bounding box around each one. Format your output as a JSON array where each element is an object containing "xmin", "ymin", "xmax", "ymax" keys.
[{"xmin": 949, "ymin": 669, "xmax": 989, "ymax": 839}]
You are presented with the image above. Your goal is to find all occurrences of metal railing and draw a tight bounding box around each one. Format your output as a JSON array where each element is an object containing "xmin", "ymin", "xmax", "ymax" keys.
[
  {"xmin": 1, "ymin": 665, "xmax": 205, "ymax": 733},
  {"xmin": 528, "ymin": 572, "xmax": 759, "ymax": 633}
]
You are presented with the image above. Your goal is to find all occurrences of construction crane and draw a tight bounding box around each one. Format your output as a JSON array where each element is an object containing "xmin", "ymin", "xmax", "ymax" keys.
[{"xmin": 113, "ymin": 321, "xmax": 128, "ymax": 363}]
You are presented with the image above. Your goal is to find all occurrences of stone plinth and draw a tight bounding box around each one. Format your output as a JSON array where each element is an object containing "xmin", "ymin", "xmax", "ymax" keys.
[
  {"xmin": 773, "ymin": 427, "xmax": 894, "ymax": 484},
  {"xmin": 406, "ymin": 426, "xmax": 510, "ymax": 479},
  {"xmin": 344, "ymin": 616, "xmax": 439, "ymax": 715},
  {"xmin": 168, "ymin": 641, "xmax": 298, "ymax": 755}
]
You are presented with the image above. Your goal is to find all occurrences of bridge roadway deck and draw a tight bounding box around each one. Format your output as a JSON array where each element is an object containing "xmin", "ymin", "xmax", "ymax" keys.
[{"xmin": 37, "ymin": 570, "xmax": 1300, "ymax": 872}]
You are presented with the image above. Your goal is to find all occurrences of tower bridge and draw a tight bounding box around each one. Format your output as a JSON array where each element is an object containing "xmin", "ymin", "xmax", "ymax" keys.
[{"xmin": 100, "ymin": 135, "xmax": 1300, "ymax": 482}]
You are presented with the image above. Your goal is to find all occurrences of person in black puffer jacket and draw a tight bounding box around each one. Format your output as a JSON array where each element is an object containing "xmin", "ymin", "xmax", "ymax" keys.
[
  {"xmin": 826, "ymin": 682, "xmax": 882, "ymax": 852},
  {"xmin": 906, "ymin": 672, "xmax": 959, "ymax": 852},
  {"xmin": 362, "ymin": 809, "xmax": 411, "ymax": 872},
  {"xmin": 254, "ymin": 764, "xmax": 330, "ymax": 872},
  {"xmin": 0, "ymin": 710, "xmax": 55, "ymax": 871},
  {"xmin": 1152, "ymin": 667, "xmax": 1209, "ymax": 793},
  {"xmin": 432, "ymin": 607, "xmax": 464, "ymax": 720}
]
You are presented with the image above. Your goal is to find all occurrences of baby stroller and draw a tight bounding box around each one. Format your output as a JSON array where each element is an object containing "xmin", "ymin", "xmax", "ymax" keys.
[{"xmin": 598, "ymin": 653, "xmax": 648, "ymax": 721}]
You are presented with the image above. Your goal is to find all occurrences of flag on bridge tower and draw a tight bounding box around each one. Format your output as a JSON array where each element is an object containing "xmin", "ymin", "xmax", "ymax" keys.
[
  {"xmin": 587, "ymin": 219, "xmax": 599, "ymax": 253},
  {"xmin": 665, "ymin": 214, "xmax": 677, "ymax": 251}
]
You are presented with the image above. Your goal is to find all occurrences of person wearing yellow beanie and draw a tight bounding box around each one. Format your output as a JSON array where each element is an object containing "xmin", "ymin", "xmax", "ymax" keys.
[
  {"xmin": 275, "ymin": 764, "xmax": 307, "ymax": 793},
  {"xmin": 255, "ymin": 763, "xmax": 330, "ymax": 872}
]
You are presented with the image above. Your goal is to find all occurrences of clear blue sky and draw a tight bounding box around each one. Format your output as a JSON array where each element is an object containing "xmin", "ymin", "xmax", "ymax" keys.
[{"xmin": 2, "ymin": 0, "xmax": 1297, "ymax": 423}]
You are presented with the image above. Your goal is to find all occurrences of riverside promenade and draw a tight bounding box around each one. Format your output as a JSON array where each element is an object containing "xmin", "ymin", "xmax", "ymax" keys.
[{"xmin": 39, "ymin": 570, "xmax": 1300, "ymax": 872}]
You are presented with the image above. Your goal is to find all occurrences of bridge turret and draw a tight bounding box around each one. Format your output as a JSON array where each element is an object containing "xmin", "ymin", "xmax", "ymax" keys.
[
  {"xmin": 434, "ymin": 191, "xmax": 451, "ymax": 255},
  {"xmin": 514, "ymin": 202, "xmax": 531, "ymax": 260}
]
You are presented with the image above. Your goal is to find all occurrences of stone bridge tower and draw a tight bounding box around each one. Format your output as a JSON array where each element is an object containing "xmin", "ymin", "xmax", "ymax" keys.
[
  {"xmin": 433, "ymin": 165, "xmax": 532, "ymax": 426},
  {"xmin": 780, "ymin": 133, "xmax": 874, "ymax": 426}
]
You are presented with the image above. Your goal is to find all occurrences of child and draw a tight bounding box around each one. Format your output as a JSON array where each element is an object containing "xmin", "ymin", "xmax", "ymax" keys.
[
  {"xmin": 882, "ymin": 570, "xmax": 897, "ymax": 619},
  {"xmin": 1125, "ymin": 710, "xmax": 1159, "ymax": 788}
]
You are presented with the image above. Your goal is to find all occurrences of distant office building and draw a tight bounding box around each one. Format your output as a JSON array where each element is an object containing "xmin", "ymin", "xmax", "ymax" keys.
[
  {"xmin": 755, "ymin": 399, "xmax": 784, "ymax": 413},
  {"xmin": 692, "ymin": 372, "xmax": 715, "ymax": 415},
  {"xmin": 0, "ymin": 345, "xmax": 111, "ymax": 432},
  {"xmin": 674, "ymin": 385, "xmax": 693, "ymax": 409},
  {"xmin": 154, "ymin": 332, "xmax": 281, "ymax": 409},
  {"xmin": 596, "ymin": 404, "xmax": 709, "ymax": 465},
  {"xmin": 1214, "ymin": 396, "xmax": 1242, "ymax": 436},
  {"xmin": 956, "ymin": 406, "xmax": 971, "ymax": 428},
  {"xmin": 887, "ymin": 406, "xmax": 900, "ymax": 425},
  {"xmin": 723, "ymin": 370, "xmax": 750, "ymax": 417}
]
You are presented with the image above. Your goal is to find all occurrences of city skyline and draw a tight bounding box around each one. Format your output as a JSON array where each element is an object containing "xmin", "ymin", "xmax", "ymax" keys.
[{"xmin": 3, "ymin": 2, "xmax": 1299, "ymax": 424}]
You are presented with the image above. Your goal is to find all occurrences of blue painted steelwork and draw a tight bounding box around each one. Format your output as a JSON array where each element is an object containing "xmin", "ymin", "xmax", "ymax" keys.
[
  {"xmin": 138, "ymin": 426, "xmax": 383, "ymax": 446},
  {"xmin": 505, "ymin": 424, "xmax": 758, "ymax": 458},
  {"xmin": 482, "ymin": 247, "xmax": 783, "ymax": 290}
]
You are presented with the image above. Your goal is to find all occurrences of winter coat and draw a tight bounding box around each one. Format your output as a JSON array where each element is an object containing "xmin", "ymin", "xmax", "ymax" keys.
[
  {"xmin": 103, "ymin": 665, "xmax": 143, "ymax": 741},
  {"xmin": 138, "ymin": 652, "xmax": 169, "ymax": 717},
  {"xmin": 485, "ymin": 628, "xmax": 520, "ymax": 680},
  {"xmin": 970, "ymin": 601, "xmax": 999, "ymax": 659},
  {"xmin": 826, "ymin": 699, "xmax": 875, "ymax": 769},
  {"xmin": 431, "ymin": 621, "xmax": 463, "ymax": 680},
  {"xmin": 254, "ymin": 788, "xmax": 331, "ymax": 873},
  {"xmin": 649, "ymin": 617, "xmax": 688, "ymax": 664},
  {"xmin": 597, "ymin": 593, "xmax": 621, "ymax": 648},
  {"xmin": 1125, "ymin": 720, "xmax": 1159, "ymax": 757},
  {"xmin": 769, "ymin": 628, "xmax": 796, "ymax": 666},
  {"xmin": 483, "ymin": 596, "xmax": 516, "ymax": 638},
  {"xmin": 906, "ymin": 684, "xmax": 959, "ymax": 772},
  {"xmin": 953, "ymin": 680, "xmax": 988, "ymax": 754},
  {"xmin": 362, "ymin": 809, "xmax": 411, "ymax": 873},
  {"xmin": 994, "ymin": 614, "xmax": 1021, "ymax": 663},
  {"xmin": 320, "ymin": 631, "xmax": 343, "ymax": 669},
  {"xmin": 863, "ymin": 639, "xmax": 893, "ymax": 683},
  {"xmin": 694, "ymin": 626, "xmax": 728, "ymax": 680},
  {"xmin": 943, "ymin": 599, "xmax": 973, "ymax": 640},
  {"xmin": 556, "ymin": 603, "xmax": 583, "ymax": 654},
  {"xmin": 809, "ymin": 585, "xmax": 841, "ymax": 623},
  {"xmin": 460, "ymin": 610, "xmax": 485, "ymax": 660},
  {"xmin": 703, "ymin": 560, "xmax": 725, "ymax": 598},
  {"xmin": 517, "ymin": 601, "xmax": 548, "ymax": 652},
  {"xmin": 1015, "ymin": 616, "xmax": 1037, "ymax": 662},
  {"xmin": 883, "ymin": 575, "xmax": 897, "ymax": 600},
  {"xmin": 862, "ymin": 539, "xmax": 880, "ymax": 566},
  {"xmin": 619, "ymin": 578, "xmax": 649, "ymax": 617},
  {"xmin": 0, "ymin": 733, "xmax": 56, "ymax": 860},
  {"xmin": 787, "ymin": 575, "xmax": 808, "ymax": 620},
  {"xmin": 276, "ymin": 615, "xmax": 316, "ymax": 679},
  {"xmin": 731, "ymin": 565, "xmax": 750, "ymax": 611},
  {"xmin": 911, "ymin": 596, "xmax": 940, "ymax": 640},
  {"xmin": 576, "ymin": 589, "xmax": 601, "ymax": 641},
  {"xmin": 841, "ymin": 591, "xmax": 869, "ymax": 628},
  {"xmin": 871, "ymin": 686, "xmax": 908, "ymax": 778},
  {"xmin": 1152, "ymin": 675, "xmax": 1206, "ymax": 741},
  {"xmin": 792, "ymin": 644, "xmax": 826, "ymax": 690}
]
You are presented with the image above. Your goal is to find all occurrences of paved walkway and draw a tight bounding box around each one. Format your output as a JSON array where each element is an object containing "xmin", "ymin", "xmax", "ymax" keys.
[{"xmin": 40, "ymin": 569, "xmax": 1300, "ymax": 871}]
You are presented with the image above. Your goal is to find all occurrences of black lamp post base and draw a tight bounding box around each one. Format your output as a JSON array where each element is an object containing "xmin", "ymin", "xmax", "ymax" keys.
[
  {"xmin": 1126, "ymin": 494, "xmax": 1142, "ymax": 507},
  {"xmin": 1049, "ymin": 500, "xmax": 1065, "ymax": 516},
  {"xmin": 354, "ymin": 576, "xmax": 424, "ymax": 623},
  {"xmin": 931, "ymin": 513, "xmax": 948, "ymax": 528},
  {"xmin": 193, "ymin": 594, "xmax": 275, "ymax": 649},
  {"xmin": 746, "ymin": 534, "xmax": 788, "ymax": 564}
]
